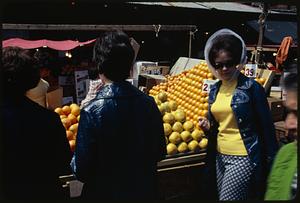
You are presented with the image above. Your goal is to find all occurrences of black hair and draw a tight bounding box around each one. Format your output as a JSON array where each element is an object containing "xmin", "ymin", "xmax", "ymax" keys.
[
  {"xmin": 1, "ymin": 46, "xmax": 40, "ymax": 96},
  {"xmin": 281, "ymin": 60, "xmax": 297, "ymax": 92},
  {"xmin": 33, "ymin": 50, "xmax": 53, "ymax": 70},
  {"xmin": 88, "ymin": 65, "xmax": 100, "ymax": 80},
  {"xmin": 208, "ymin": 34, "xmax": 242, "ymax": 66},
  {"xmin": 93, "ymin": 31, "xmax": 134, "ymax": 82}
]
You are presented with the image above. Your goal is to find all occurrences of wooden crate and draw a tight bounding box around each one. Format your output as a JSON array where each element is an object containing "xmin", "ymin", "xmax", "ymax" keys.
[
  {"xmin": 267, "ymin": 97, "xmax": 285, "ymax": 122},
  {"xmin": 256, "ymin": 68, "xmax": 276, "ymax": 91}
]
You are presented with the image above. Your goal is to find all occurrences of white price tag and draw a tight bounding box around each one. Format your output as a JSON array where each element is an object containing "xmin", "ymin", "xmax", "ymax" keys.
[
  {"xmin": 202, "ymin": 79, "xmax": 217, "ymax": 93},
  {"xmin": 244, "ymin": 64, "xmax": 257, "ymax": 78}
]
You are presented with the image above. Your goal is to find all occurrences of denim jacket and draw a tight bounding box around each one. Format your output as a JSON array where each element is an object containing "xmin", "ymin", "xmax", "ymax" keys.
[
  {"xmin": 204, "ymin": 73, "xmax": 279, "ymax": 198},
  {"xmin": 72, "ymin": 81, "xmax": 166, "ymax": 199}
]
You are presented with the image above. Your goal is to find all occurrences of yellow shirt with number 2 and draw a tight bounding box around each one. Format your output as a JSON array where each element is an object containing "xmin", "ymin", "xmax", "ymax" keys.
[{"xmin": 211, "ymin": 79, "xmax": 248, "ymax": 156}]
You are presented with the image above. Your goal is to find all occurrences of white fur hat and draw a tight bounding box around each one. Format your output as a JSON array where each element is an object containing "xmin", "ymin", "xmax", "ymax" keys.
[{"xmin": 204, "ymin": 28, "xmax": 247, "ymax": 80}]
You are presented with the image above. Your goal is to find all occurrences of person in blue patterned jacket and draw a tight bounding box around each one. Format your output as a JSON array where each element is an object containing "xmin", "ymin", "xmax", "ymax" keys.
[{"xmin": 198, "ymin": 28, "xmax": 279, "ymax": 200}]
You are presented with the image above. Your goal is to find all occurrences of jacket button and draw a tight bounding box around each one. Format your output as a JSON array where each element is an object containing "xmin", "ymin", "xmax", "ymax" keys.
[
  {"xmin": 233, "ymin": 105, "xmax": 237, "ymax": 108},
  {"xmin": 242, "ymin": 133, "xmax": 246, "ymax": 137},
  {"xmin": 238, "ymin": 118, "xmax": 242, "ymax": 123}
]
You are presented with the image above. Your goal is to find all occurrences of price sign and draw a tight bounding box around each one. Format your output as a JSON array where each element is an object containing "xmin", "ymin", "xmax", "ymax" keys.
[
  {"xmin": 244, "ymin": 64, "xmax": 257, "ymax": 78},
  {"xmin": 202, "ymin": 79, "xmax": 217, "ymax": 93}
]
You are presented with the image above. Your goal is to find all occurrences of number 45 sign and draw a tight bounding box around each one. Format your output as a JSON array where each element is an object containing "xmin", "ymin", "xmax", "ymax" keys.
[
  {"xmin": 202, "ymin": 79, "xmax": 217, "ymax": 93},
  {"xmin": 244, "ymin": 64, "xmax": 257, "ymax": 78}
]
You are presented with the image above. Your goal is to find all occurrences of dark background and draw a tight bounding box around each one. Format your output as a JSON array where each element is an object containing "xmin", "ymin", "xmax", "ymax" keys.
[{"xmin": 2, "ymin": 1, "xmax": 298, "ymax": 66}]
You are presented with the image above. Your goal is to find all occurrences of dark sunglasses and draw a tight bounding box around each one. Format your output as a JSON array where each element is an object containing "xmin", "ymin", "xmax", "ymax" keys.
[{"xmin": 214, "ymin": 61, "xmax": 236, "ymax": 70}]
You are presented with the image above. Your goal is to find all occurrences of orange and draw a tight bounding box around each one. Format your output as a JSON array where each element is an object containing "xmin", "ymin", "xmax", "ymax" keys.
[
  {"xmin": 71, "ymin": 106, "xmax": 80, "ymax": 117},
  {"xmin": 70, "ymin": 103, "xmax": 79, "ymax": 110},
  {"xmin": 201, "ymin": 92, "xmax": 207, "ymax": 97},
  {"xmin": 202, "ymin": 110, "xmax": 208, "ymax": 117},
  {"xmin": 259, "ymin": 78, "xmax": 266, "ymax": 85},
  {"xmin": 68, "ymin": 113, "xmax": 78, "ymax": 125},
  {"xmin": 203, "ymin": 103, "xmax": 209, "ymax": 110},
  {"xmin": 193, "ymin": 114, "xmax": 199, "ymax": 121},
  {"xmin": 204, "ymin": 96, "xmax": 209, "ymax": 103},
  {"xmin": 149, "ymin": 89, "xmax": 154, "ymax": 95},
  {"xmin": 207, "ymin": 73, "xmax": 213, "ymax": 78},
  {"xmin": 60, "ymin": 115, "xmax": 67, "ymax": 119},
  {"xmin": 62, "ymin": 105, "xmax": 71, "ymax": 115},
  {"xmin": 69, "ymin": 123, "xmax": 79, "ymax": 134},
  {"xmin": 61, "ymin": 118, "xmax": 72, "ymax": 129},
  {"xmin": 54, "ymin": 107, "xmax": 64, "ymax": 115},
  {"xmin": 191, "ymin": 99, "xmax": 197, "ymax": 106},
  {"xmin": 193, "ymin": 120, "xmax": 198, "ymax": 127},
  {"xmin": 69, "ymin": 140, "xmax": 76, "ymax": 152},
  {"xmin": 66, "ymin": 130, "xmax": 75, "ymax": 141}
]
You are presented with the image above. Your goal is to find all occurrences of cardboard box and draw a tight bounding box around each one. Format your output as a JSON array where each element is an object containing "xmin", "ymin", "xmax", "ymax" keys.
[
  {"xmin": 74, "ymin": 70, "xmax": 89, "ymax": 104},
  {"xmin": 132, "ymin": 61, "xmax": 158, "ymax": 79},
  {"xmin": 139, "ymin": 66, "xmax": 170, "ymax": 76},
  {"xmin": 62, "ymin": 85, "xmax": 76, "ymax": 97},
  {"xmin": 62, "ymin": 96, "xmax": 74, "ymax": 106},
  {"xmin": 170, "ymin": 57, "xmax": 206, "ymax": 76},
  {"xmin": 256, "ymin": 68, "xmax": 276, "ymax": 91},
  {"xmin": 58, "ymin": 75, "xmax": 75, "ymax": 86},
  {"xmin": 138, "ymin": 74, "xmax": 166, "ymax": 94},
  {"xmin": 46, "ymin": 87, "xmax": 63, "ymax": 110},
  {"xmin": 267, "ymin": 97, "xmax": 285, "ymax": 122},
  {"xmin": 270, "ymin": 86, "xmax": 282, "ymax": 99}
]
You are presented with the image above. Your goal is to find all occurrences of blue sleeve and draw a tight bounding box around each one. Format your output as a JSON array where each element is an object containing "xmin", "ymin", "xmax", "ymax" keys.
[
  {"xmin": 73, "ymin": 109, "xmax": 97, "ymax": 182},
  {"xmin": 252, "ymin": 83, "xmax": 279, "ymax": 163}
]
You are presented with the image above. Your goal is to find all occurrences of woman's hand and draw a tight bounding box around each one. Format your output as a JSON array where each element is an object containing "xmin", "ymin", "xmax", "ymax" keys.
[{"xmin": 198, "ymin": 116, "xmax": 210, "ymax": 132}]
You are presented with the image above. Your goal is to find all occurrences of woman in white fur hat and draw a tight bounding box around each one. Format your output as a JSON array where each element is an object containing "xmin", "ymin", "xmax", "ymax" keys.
[{"xmin": 198, "ymin": 28, "xmax": 278, "ymax": 200}]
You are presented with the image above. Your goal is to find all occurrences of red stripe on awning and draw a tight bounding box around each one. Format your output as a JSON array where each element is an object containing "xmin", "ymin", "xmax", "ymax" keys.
[{"xmin": 3, "ymin": 38, "xmax": 96, "ymax": 51}]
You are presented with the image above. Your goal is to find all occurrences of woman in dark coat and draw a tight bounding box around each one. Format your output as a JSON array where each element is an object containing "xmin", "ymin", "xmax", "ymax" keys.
[
  {"xmin": 198, "ymin": 29, "xmax": 278, "ymax": 200},
  {"xmin": 1, "ymin": 47, "xmax": 72, "ymax": 199},
  {"xmin": 72, "ymin": 31, "xmax": 166, "ymax": 200}
]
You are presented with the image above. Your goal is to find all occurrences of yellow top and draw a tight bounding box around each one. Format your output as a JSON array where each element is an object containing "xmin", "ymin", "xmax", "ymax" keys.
[{"xmin": 211, "ymin": 79, "xmax": 248, "ymax": 155}]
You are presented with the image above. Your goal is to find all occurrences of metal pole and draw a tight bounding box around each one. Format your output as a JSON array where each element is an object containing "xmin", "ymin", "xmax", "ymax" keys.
[
  {"xmin": 189, "ymin": 31, "xmax": 192, "ymax": 58},
  {"xmin": 256, "ymin": 3, "xmax": 268, "ymax": 67},
  {"xmin": 188, "ymin": 28, "xmax": 198, "ymax": 58}
]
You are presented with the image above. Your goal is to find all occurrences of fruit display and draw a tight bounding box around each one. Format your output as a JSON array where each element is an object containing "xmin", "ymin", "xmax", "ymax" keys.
[
  {"xmin": 148, "ymin": 61, "xmax": 213, "ymax": 156},
  {"xmin": 149, "ymin": 61, "xmax": 214, "ymax": 128},
  {"xmin": 54, "ymin": 103, "xmax": 81, "ymax": 152},
  {"xmin": 154, "ymin": 92, "xmax": 209, "ymax": 156}
]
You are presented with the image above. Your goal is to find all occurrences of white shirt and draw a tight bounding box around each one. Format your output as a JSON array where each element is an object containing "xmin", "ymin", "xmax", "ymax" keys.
[
  {"xmin": 80, "ymin": 78, "xmax": 103, "ymax": 108},
  {"xmin": 26, "ymin": 78, "xmax": 49, "ymax": 108}
]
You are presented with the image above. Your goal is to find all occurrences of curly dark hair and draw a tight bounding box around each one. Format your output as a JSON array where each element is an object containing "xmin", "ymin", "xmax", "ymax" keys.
[
  {"xmin": 208, "ymin": 34, "xmax": 242, "ymax": 66},
  {"xmin": 1, "ymin": 46, "xmax": 40, "ymax": 96},
  {"xmin": 93, "ymin": 31, "xmax": 134, "ymax": 81}
]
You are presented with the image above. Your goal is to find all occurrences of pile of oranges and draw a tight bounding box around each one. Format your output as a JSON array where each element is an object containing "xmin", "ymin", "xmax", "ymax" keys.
[
  {"xmin": 254, "ymin": 77, "xmax": 267, "ymax": 86},
  {"xmin": 54, "ymin": 103, "xmax": 81, "ymax": 152},
  {"xmin": 149, "ymin": 62, "xmax": 214, "ymax": 127}
]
